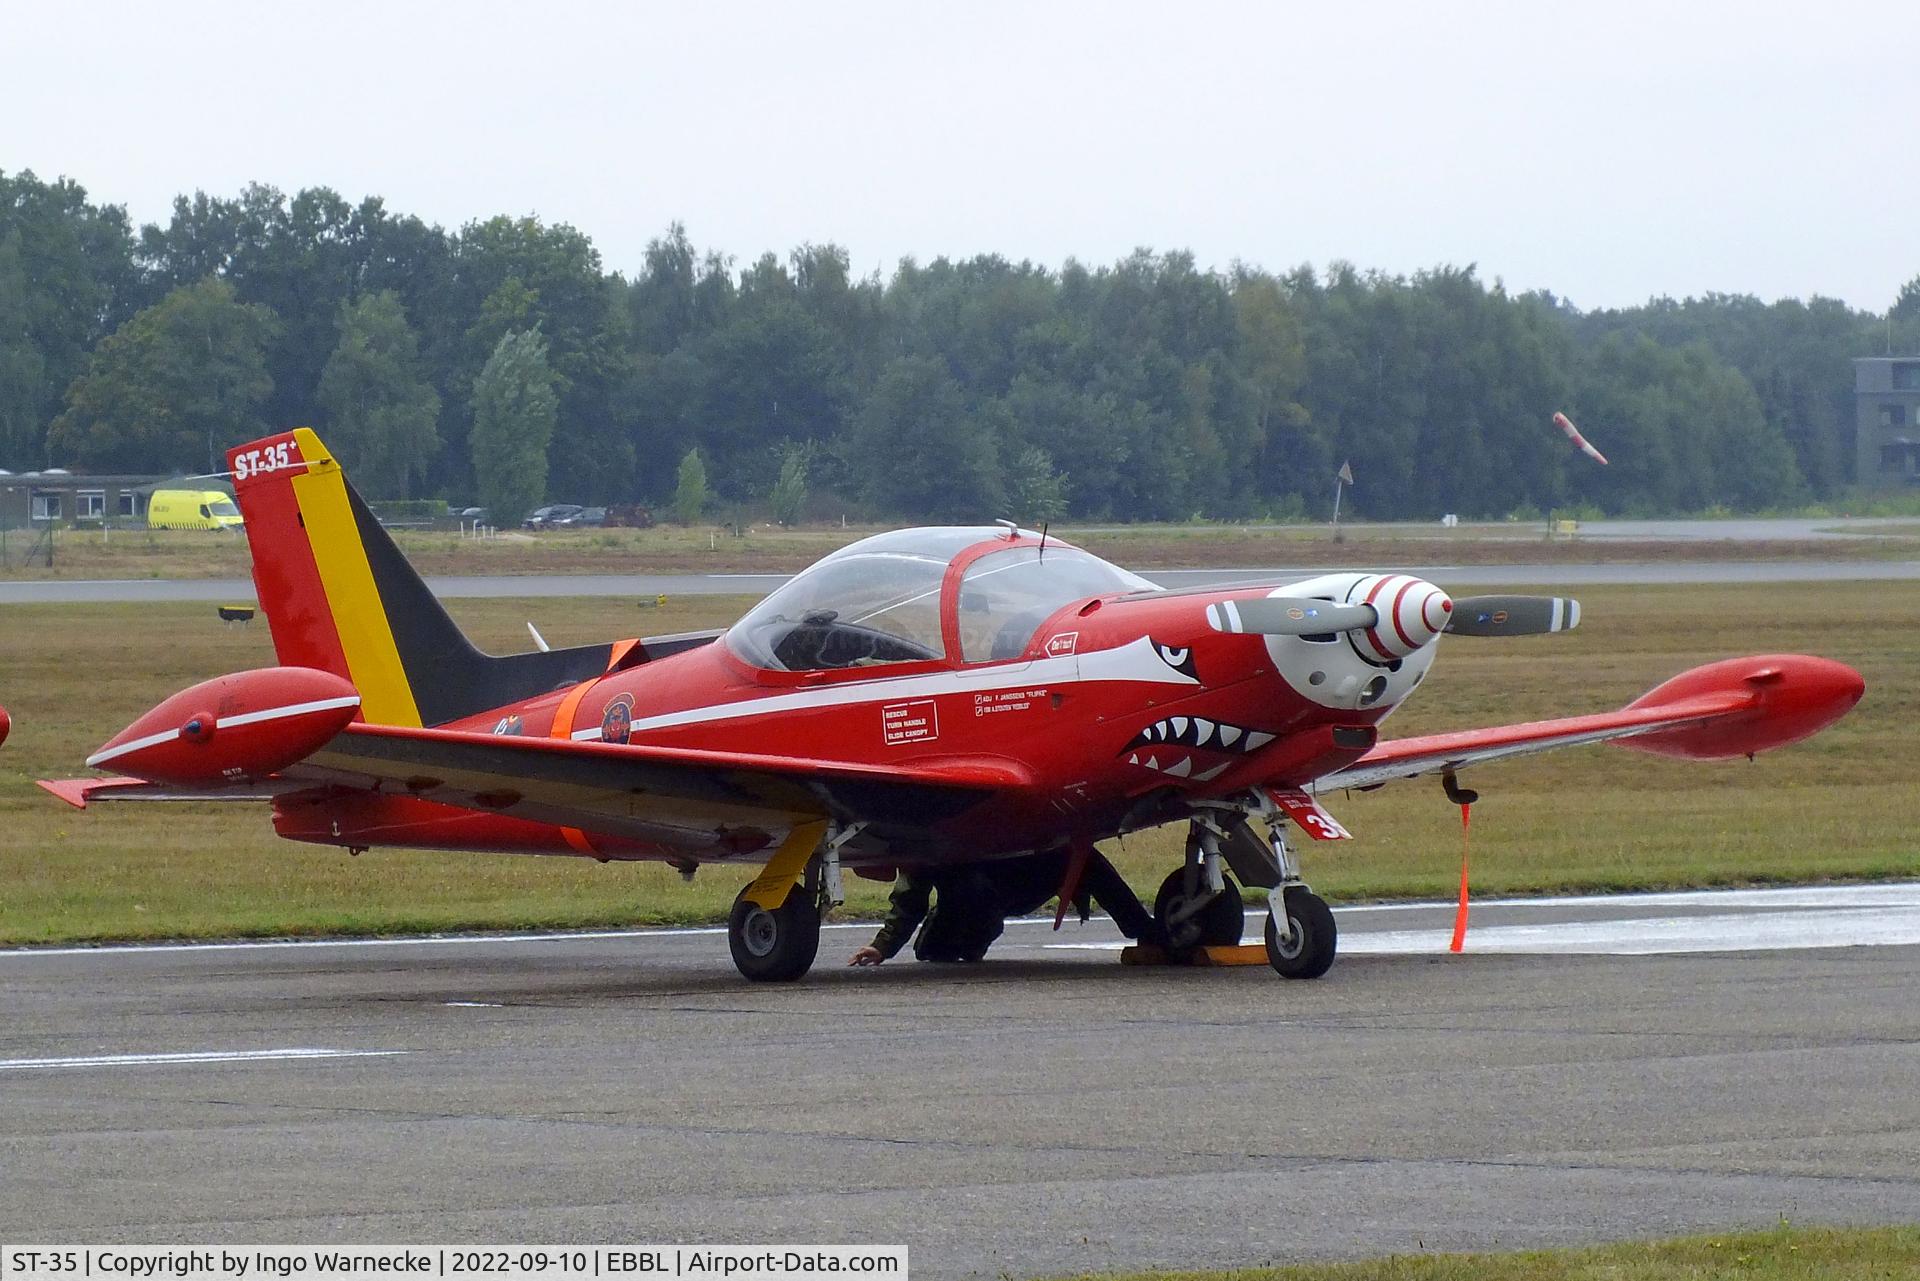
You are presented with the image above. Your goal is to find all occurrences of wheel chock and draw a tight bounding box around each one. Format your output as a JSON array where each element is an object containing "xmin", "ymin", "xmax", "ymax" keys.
[{"xmin": 1121, "ymin": 943, "xmax": 1269, "ymax": 967}]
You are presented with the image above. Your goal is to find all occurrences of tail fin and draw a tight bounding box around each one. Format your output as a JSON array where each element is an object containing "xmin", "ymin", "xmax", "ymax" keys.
[{"xmin": 228, "ymin": 429, "xmax": 617, "ymax": 726}]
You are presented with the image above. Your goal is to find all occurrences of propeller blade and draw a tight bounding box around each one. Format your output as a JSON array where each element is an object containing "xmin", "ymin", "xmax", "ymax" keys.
[
  {"xmin": 1206, "ymin": 597, "xmax": 1378, "ymax": 636},
  {"xmin": 1444, "ymin": 595, "xmax": 1580, "ymax": 637}
]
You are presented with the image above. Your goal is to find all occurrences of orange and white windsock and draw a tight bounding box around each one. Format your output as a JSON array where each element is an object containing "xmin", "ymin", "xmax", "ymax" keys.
[{"xmin": 1554, "ymin": 411, "xmax": 1608, "ymax": 465}]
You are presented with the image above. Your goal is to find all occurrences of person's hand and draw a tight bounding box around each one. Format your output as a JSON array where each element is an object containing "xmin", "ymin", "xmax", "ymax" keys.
[{"xmin": 849, "ymin": 945, "xmax": 885, "ymax": 966}]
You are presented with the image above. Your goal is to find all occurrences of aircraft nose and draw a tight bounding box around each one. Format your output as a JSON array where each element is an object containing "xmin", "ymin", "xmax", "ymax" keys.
[{"xmin": 1353, "ymin": 575, "xmax": 1452, "ymax": 662}]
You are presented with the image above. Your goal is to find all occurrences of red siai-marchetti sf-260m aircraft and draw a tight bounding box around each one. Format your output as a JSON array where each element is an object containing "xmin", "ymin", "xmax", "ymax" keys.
[{"xmin": 39, "ymin": 429, "xmax": 1864, "ymax": 982}]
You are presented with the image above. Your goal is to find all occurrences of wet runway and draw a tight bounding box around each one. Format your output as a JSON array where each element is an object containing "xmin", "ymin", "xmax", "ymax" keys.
[
  {"xmin": 5, "ymin": 559, "xmax": 1919, "ymax": 604},
  {"xmin": 3, "ymin": 885, "xmax": 1917, "ymax": 1275}
]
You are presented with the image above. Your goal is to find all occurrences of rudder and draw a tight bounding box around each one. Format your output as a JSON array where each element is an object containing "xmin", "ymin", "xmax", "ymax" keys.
[{"xmin": 229, "ymin": 429, "xmax": 620, "ymax": 727}]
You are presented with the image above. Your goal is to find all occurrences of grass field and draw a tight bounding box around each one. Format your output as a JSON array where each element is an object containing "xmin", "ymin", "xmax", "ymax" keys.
[
  {"xmin": 4, "ymin": 519, "xmax": 1919, "ymax": 580},
  {"xmin": 1063, "ymin": 1225, "xmax": 1920, "ymax": 1280},
  {"xmin": 0, "ymin": 580, "xmax": 1914, "ymax": 944}
]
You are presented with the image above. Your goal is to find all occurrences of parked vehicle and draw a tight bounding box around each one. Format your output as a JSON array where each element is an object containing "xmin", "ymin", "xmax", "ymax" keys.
[
  {"xmin": 148, "ymin": 489, "xmax": 243, "ymax": 531},
  {"xmin": 555, "ymin": 506, "xmax": 607, "ymax": 528},
  {"xmin": 605, "ymin": 503, "xmax": 655, "ymax": 528},
  {"xmin": 524, "ymin": 504, "xmax": 583, "ymax": 530}
]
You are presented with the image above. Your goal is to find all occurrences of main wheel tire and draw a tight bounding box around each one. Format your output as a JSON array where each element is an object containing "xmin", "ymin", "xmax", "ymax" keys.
[
  {"xmin": 1264, "ymin": 887, "xmax": 1336, "ymax": 979},
  {"xmin": 728, "ymin": 887, "xmax": 821, "ymax": 982},
  {"xmin": 1154, "ymin": 868, "xmax": 1244, "ymax": 952}
]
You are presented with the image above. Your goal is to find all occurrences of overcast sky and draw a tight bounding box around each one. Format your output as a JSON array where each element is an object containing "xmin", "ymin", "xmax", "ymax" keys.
[{"xmin": 8, "ymin": 1, "xmax": 1914, "ymax": 311}]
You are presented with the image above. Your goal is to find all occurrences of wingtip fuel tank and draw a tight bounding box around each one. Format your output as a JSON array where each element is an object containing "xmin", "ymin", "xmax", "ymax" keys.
[{"xmin": 87, "ymin": 667, "xmax": 360, "ymax": 786}]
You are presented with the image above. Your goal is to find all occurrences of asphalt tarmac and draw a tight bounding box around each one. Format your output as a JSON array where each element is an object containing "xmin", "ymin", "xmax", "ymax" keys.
[
  {"xmin": 4, "ymin": 886, "xmax": 1917, "ymax": 1276},
  {"xmin": 5, "ymin": 559, "xmax": 1920, "ymax": 604}
]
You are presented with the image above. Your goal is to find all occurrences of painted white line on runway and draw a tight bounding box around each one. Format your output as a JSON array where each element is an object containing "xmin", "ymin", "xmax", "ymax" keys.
[
  {"xmin": 1337, "ymin": 907, "xmax": 1920, "ymax": 956},
  {"xmin": 0, "ymin": 1048, "xmax": 405, "ymax": 1072},
  {"xmin": 0, "ymin": 927, "xmax": 728, "ymax": 958},
  {"xmin": 1331, "ymin": 883, "xmax": 1920, "ymax": 913},
  {"xmin": 1046, "ymin": 904, "xmax": 1920, "ymax": 956},
  {"xmin": 0, "ymin": 913, "xmax": 1089, "ymax": 958},
  {"xmin": 3, "ymin": 883, "xmax": 1915, "ymax": 960}
]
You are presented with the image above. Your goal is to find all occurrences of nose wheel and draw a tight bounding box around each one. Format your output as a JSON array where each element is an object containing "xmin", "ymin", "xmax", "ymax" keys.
[
  {"xmin": 1254, "ymin": 812, "xmax": 1338, "ymax": 979},
  {"xmin": 1265, "ymin": 886, "xmax": 1336, "ymax": 979},
  {"xmin": 1186, "ymin": 801, "xmax": 1341, "ymax": 979}
]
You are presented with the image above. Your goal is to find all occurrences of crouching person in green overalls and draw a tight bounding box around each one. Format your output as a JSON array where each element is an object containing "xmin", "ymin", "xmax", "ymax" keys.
[{"xmin": 849, "ymin": 848, "xmax": 1161, "ymax": 965}]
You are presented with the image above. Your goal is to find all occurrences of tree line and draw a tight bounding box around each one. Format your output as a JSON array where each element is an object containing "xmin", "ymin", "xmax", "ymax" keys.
[{"xmin": 5, "ymin": 170, "xmax": 1917, "ymax": 526}]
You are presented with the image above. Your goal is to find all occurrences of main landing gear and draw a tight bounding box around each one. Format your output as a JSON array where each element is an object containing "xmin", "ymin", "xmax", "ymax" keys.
[
  {"xmin": 727, "ymin": 821, "xmax": 860, "ymax": 982},
  {"xmin": 728, "ymin": 886, "xmax": 822, "ymax": 982},
  {"xmin": 1174, "ymin": 806, "xmax": 1337, "ymax": 979},
  {"xmin": 1153, "ymin": 827, "xmax": 1245, "ymax": 951}
]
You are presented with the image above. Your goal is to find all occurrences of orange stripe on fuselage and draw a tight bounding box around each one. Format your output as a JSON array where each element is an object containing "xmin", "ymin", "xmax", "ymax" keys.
[{"xmin": 550, "ymin": 675, "xmax": 604, "ymax": 856}]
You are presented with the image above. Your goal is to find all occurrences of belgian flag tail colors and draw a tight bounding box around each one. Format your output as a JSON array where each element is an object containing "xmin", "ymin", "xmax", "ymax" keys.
[{"xmin": 227, "ymin": 429, "xmax": 616, "ymax": 727}]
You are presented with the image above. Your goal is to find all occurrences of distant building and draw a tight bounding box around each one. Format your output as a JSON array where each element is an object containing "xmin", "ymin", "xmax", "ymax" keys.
[
  {"xmin": 1855, "ymin": 357, "xmax": 1920, "ymax": 487},
  {"xmin": 0, "ymin": 472, "xmax": 227, "ymax": 530}
]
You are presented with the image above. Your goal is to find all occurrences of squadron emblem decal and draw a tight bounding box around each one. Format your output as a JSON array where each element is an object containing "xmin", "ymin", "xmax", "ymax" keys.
[{"xmin": 600, "ymin": 694, "xmax": 634, "ymax": 745}]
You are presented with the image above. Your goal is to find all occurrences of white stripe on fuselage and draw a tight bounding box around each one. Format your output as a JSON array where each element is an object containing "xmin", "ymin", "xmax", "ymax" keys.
[{"xmin": 570, "ymin": 635, "xmax": 1198, "ymax": 742}]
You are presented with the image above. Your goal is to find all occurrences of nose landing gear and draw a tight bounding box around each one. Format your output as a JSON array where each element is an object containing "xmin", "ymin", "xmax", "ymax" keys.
[
  {"xmin": 1265, "ymin": 884, "xmax": 1337, "ymax": 979},
  {"xmin": 1176, "ymin": 800, "xmax": 1339, "ymax": 979},
  {"xmin": 1257, "ymin": 812, "xmax": 1336, "ymax": 979}
]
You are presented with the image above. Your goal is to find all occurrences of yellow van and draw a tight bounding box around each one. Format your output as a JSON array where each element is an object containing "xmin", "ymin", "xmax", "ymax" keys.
[{"xmin": 148, "ymin": 489, "xmax": 244, "ymax": 530}]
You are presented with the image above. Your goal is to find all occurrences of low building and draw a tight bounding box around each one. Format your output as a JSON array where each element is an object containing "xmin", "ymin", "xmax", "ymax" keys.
[
  {"xmin": 0, "ymin": 472, "xmax": 226, "ymax": 530},
  {"xmin": 1854, "ymin": 357, "xmax": 1920, "ymax": 488}
]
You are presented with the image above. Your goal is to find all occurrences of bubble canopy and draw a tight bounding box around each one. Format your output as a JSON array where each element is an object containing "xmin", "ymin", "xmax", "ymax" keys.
[{"xmin": 724, "ymin": 527, "xmax": 1155, "ymax": 673}]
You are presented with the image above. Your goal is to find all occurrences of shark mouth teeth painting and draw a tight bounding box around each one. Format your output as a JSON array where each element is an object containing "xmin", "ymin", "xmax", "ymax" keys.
[
  {"xmin": 1123, "ymin": 717, "xmax": 1277, "ymax": 783},
  {"xmin": 1126, "ymin": 717, "xmax": 1274, "ymax": 754},
  {"xmin": 1126, "ymin": 751, "xmax": 1235, "ymax": 782}
]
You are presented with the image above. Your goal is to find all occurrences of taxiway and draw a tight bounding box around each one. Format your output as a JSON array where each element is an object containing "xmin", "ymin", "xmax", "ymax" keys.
[
  {"xmin": 4, "ymin": 558, "xmax": 1920, "ymax": 604},
  {"xmin": 3, "ymin": 885, "xmax": 1917, "ymax": 1276}
]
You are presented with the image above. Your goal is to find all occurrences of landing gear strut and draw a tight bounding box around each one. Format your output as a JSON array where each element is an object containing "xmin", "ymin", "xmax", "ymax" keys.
[
  {"xmin": 1153, "ymin": 820, "xmax": 1246, "ymax": 951},
  {"xmin": 1265, "ymin": 885, "xmax": 1336, "ymax": 979},
  {"xmin": 1258, "ymin": 816, "xmax": 1336, "ymax": 979},
  {"xmin": 1154, "ymin": 867, "xmax": 1244, "ymax": 951},
  {"xmin": 726, "ymin": 821, "xmax": 856, "ymax": 983}
]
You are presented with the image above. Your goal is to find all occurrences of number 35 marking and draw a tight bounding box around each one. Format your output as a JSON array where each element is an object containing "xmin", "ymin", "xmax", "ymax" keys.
[
  {"xmin": 1266, "ymin": 786, "xmax": 1354, "ymax": 841},
  {"xmin": 234, "ymin": 440, "xmax": 297, "ymax": 481}
]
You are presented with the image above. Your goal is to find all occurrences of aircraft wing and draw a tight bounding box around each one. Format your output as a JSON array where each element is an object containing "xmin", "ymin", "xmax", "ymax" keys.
[
  {"xmin": 1314, "ymin": 690, "xmax": 1754, "ymax": 792},
  {"xmin": 39, "ymin": 776, "xmax": 297, "ymax": 807},
  {"xmin": 1312, "ymin": 654, "xmax": 1863, "ymax": 794},
  {"xmin": 277, "ymin": 722, "xmax": 1027, "ymax": 842}
]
